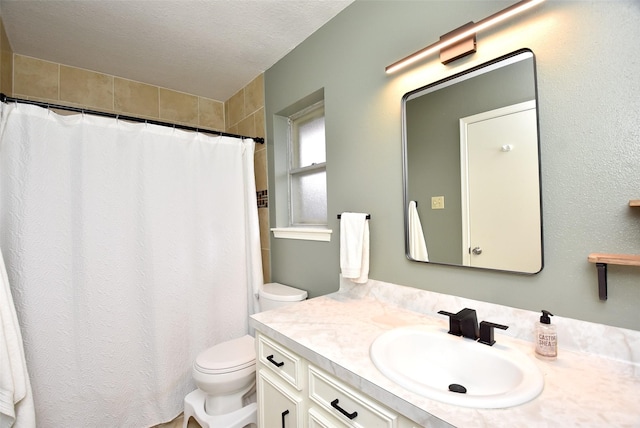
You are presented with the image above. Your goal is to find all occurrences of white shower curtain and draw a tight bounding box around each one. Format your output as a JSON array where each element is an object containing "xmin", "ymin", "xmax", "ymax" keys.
[{"xmin": 0, "ymin": 102, "xmax": 263, "ymax": 427}]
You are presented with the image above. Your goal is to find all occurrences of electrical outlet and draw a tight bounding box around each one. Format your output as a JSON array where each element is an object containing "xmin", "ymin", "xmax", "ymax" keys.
[{"xmin": 431, "ymin": 196, "xmax": 445, "ymax": 209}]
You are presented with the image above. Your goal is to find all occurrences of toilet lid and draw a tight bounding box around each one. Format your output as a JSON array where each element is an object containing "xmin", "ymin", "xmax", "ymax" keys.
[
  {"xmin": 259, "ymin": 282, "xmax": 308, "ymax": 302},
  {"xmin": 194, "ymin": 335, "xmax": 256, "ymax": 374}
]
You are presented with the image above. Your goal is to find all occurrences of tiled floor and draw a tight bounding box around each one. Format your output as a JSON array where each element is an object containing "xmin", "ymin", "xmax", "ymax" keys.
[{"xmin": 154, "ymin": 413, "xmax": 201, "ymax": 428}]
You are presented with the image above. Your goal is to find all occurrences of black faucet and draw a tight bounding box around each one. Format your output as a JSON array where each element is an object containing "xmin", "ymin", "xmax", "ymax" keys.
[
  {"xmin": 438, "ymin": 308, "xmax": 509, "ymax": 346},
  {"xmin": 478, "ymin": 321, "xmax": 509, "ymax": 346},
  {"xmin": 438, "ymin": 308, "xmax": 479, "ymax": 340}
]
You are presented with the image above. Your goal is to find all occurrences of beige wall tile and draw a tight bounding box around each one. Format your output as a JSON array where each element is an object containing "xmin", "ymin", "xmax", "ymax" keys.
[
  {"xmin": 261, "ymin": 248, "xmax": 271, "ymax": 283},
  {"xmin": 159, "ymin": 88, "xmax": 198, "ymax": 126},
  {"xmin": 225, "ymin": 89, "xmax": 244, "ymax": 128},
  {"xmin": 258, "ymin": 207, "xmax": 270, "ymax": 250},
  {"xmin": 236, "ymin": 115, "xmax": 255, "ymax": 138},
  {"xmin": 198, "ymin": 97, "xmax": 225, "ymax": 131},
  {"xmin": 254, "ymin": 147, "xmax": 267, "ymax": 191},
  {"xmin": 1, "ymin": 50, "xmax": 12, "ymax": 97},
  {"xmin": 60, "ymin": 66, "xmax": 113, "ymax": 111},
  {"xmin": 245, "ymin": 74, "xmax": 264, "ymax": 115},
  {"xmin": 226, "ymin": 123, "xmax": 239, "ymax": 136},
  {"xmin": 0, "ymin": 19, "xmax": 13, "ymax": 96},
  {"xmin": 14, "ymin": 55, "xmax": 58, "ymax": 100},
  {"xmin": 114, "ymin": 78, "xmax": 159, "ymax": 118},
  {"xmin": 254, "ymin": 107, "xmax": 265, "ymax": 139}
]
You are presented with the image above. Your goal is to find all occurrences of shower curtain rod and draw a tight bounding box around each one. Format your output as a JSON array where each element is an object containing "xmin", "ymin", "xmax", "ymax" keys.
[{"xmin": 0, "ymin": 93, "xmax": 265, "ymax": 144}]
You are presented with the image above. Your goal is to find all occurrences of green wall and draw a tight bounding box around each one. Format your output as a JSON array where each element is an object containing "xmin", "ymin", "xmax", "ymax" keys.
[{"xmin": 265, "ymin": 1, "xmax": 640, "ymax": 331}]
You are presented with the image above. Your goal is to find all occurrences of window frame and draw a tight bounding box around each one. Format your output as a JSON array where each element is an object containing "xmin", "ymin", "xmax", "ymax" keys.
[
  {"xmin": 286, "ymin": 100, "xmax": 327, "ymax": 227},
  {"xmin": 270, "ymin": 90, "xmax": 332, "ymax": 242}
]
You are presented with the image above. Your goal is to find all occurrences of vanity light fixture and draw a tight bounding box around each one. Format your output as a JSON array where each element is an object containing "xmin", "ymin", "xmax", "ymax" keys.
[{"xmin": 385, "ymin": 0, "xmax": 545, "ymax": 73}]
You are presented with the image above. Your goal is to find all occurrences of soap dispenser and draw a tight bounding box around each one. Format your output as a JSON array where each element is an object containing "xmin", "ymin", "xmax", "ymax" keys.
[{"xmin": 535, "ymin": 310, "xmax": 557, "ymax": 360}]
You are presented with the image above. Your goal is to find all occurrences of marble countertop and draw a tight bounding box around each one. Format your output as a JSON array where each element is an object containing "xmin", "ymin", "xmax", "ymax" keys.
[{"xmin": 250, "ymin": 278, "xmax": 640, "ymax": 427}]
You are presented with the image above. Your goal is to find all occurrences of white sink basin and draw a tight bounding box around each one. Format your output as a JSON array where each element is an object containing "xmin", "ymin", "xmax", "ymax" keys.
[{"xmin": 370, "ymin": 325, "xmax": 544, "ymax": 409}]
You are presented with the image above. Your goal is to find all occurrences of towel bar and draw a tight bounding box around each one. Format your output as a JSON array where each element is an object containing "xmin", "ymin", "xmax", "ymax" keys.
[{"xmin": 337, "ymin": 214, "xmax": 371, "ymax": 219}]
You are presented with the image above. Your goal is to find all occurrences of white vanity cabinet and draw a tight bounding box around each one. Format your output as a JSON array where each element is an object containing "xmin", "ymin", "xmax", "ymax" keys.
[{"xmin": 256, "ymin": 333, "xmax": 421, "ymax": 428}]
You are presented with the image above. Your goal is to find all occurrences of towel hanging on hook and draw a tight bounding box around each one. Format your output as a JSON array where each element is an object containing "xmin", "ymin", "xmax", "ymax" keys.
[{"xmin": 339, "ymin": 212, "xmax": 369, "ymax": 284}]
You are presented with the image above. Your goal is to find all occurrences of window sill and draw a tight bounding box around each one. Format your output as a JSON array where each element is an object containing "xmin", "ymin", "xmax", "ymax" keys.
[{"xmin": 271, "ymin": 227, "xmax": 332, "ymax": 242}]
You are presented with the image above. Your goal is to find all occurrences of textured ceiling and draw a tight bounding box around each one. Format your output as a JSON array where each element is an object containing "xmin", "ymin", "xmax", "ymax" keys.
[{"xmin": 0, "ymin": 0, "xmax": 354, "ymax": 101}]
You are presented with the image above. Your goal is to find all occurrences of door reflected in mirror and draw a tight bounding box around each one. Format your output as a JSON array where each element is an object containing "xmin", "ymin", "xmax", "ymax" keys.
[{"xmin": 402, "ymin": 49, "xmax": 543, "ymax": 274}]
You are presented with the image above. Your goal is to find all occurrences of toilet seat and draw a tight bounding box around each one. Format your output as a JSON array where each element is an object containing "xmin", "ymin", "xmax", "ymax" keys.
[
  {"xmin": 194, "ymin": 335, "xmax": 256, "ymax": 375},
  {"xmin": 259, "ymin": 282, "xmax": 308, "ymax": 302}
]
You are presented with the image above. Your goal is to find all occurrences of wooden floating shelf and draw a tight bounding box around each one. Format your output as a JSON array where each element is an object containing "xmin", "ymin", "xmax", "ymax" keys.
[
  {"xmin": 588, "ymin": 253, "xmax": 640, "ymax": 266},
  {"xmin": 587, "ymin": 202, "xmax": 640, "ymax": 300},
  {"xmin": 588, "ymin": 253, "xmax": 640, "ymax": 301}
]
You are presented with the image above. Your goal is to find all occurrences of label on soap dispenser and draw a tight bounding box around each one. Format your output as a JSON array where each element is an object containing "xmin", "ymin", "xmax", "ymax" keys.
[
  {"xmin": 537, "ymin": 333, "xmax": 557, "ymax": 349},
  {"xmin": 536, "ymin": 331, "xmax": 557, "ymax": 359}
]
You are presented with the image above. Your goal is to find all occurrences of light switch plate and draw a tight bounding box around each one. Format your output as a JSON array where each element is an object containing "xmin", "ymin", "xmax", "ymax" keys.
[{"xmin": 431, "ymin": 196, "xmax": 445, "ymax": 209}]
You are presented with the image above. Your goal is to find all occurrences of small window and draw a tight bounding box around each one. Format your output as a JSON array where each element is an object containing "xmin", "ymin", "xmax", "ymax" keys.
[{"xmin": 288, "ymin": 101, "xmax": 327, "ymax": 226}]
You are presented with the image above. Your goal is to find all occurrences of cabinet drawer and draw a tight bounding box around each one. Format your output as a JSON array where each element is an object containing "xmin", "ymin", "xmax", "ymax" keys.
[
  {"xmin": 257, "ymin": 333, "xmax": 304, "ymax": 390},
  {"xmin": 309, "ymin": 366, "xmax": 398, "ymax": 428}
]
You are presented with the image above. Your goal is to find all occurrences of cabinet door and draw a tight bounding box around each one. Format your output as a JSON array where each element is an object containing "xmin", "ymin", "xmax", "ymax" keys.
[{"xmin": 258, "ymin": 369, "xmax": 304, "ymax": 428}]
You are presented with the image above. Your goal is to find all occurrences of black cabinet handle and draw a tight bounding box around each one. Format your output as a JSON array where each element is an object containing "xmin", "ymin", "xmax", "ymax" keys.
[
  {"xmin": 267, "ymin": 354, "xmax": 284, "ymax": 367},
  {"xmin": 331, "ymin": 398, "xmax": 358, "ymax": 420},
  {"xmin": 281, "ymin": 409, "xmax": 289, "ymax": 428}
]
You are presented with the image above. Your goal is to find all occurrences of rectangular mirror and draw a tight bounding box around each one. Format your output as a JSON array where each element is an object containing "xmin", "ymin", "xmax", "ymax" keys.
[{"xmin": 402, "ymin": 49, "xmax": 543, "ymax": 274}]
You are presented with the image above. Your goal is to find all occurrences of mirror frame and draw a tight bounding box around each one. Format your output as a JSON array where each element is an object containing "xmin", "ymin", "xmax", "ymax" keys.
[{"xmin": 401, "ymin": 49, "xmax": 543, "ymax": 274}]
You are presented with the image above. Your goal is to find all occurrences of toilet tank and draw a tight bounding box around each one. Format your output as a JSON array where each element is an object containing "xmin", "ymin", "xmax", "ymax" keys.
[{"xmin": 258, "ymin": 282, "xmax": 308, "ymax": 312}]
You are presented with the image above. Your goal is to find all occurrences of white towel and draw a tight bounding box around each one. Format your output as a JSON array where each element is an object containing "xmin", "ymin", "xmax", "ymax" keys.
[
  {"xmin": 339, "ymin": 212, "xmax": 369, "ymax": 284},
  {"xmin": 408, "ymin": 201, "xmax": 429, "ymax": 261},
  {"xmin": 0, "ymin": 249, "xmax": 36, "ymax": 428}
]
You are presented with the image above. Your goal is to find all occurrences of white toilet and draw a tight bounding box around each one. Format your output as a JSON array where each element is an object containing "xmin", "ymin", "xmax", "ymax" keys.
[{"xmin": 183, "ymin": 282, "xmax": 308, "ymax": 428}]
